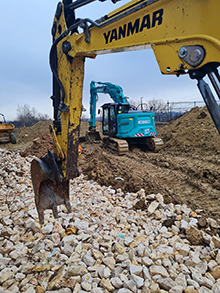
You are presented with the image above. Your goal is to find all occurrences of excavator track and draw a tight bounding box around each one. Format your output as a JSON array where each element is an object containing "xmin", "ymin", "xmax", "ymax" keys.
[
  {"xmin": 103, "ymin": 136, "xmax": 163, "ymax": 154},
  {"xmin": 145, "ymin": 137, "xmax": 163, "ymax": 152},
  {"xmin": 103, "ymin": 137, "xmax": 129, "ymax": 155}
]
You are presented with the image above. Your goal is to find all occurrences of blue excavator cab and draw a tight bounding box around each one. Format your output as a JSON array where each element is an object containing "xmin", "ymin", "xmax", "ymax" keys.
[{"xmin": 102, "ymin": 103, "xmax": 156, "ymax": 139}]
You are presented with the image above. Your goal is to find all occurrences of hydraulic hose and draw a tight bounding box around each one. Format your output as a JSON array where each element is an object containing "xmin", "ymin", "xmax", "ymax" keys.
[{"xmin": 49, "ymin": 20, "xmax": 81, "ymax": 115}]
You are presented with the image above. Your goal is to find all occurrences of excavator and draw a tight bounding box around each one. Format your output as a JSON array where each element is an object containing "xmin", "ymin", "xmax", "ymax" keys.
[
  {"xmin": 86, "ymin": 81, "xmax": 163, "ymax": 154},
  {"xmin": 31, "ymin": 0, "xmax": 220, "ymax": 223}
]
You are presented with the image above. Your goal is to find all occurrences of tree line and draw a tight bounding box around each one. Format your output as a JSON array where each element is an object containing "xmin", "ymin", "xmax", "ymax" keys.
[
  {"xmin": 13, "ymin": 104, "xmax": 51, "ymax": 128},
  {"xmin": 12, "ymin": 99, "xmax": 178, "ymax": 128}
]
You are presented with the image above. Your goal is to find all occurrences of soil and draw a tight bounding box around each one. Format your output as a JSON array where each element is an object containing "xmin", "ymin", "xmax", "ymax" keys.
[
  {"xmin": 0, "ymin": 120, "xmax": 53, "ymax": 153},
  {"xmin": 1, "ymin": 107, "xmax": 220, "ymax": 221}
]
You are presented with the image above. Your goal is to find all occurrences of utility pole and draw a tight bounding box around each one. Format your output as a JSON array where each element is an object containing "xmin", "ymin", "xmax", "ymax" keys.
[{"xmin": 141, "ymin": 97, "xmax": 143, "ymax": 110}]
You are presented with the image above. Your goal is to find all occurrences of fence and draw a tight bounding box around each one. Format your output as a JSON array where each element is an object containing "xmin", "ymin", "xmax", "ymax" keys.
[{"xmin": 156, "ymin": 100, "xmax": 206, "ymax": 122}]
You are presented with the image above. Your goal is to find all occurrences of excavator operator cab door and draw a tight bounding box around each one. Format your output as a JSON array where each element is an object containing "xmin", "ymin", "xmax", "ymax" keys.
[{"xmin": 102, "ymin": 104, "xmax": 117, "ymax": 137}]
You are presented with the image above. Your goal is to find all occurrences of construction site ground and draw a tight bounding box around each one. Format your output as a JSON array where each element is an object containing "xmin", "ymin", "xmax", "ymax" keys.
[{"xmin": 1, "ymin": 106, "xmax": 220, "ymax": 222}]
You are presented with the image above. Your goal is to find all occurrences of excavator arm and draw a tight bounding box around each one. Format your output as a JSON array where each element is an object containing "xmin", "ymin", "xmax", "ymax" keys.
[
  {"xmin": 89, "ymin": 81, "xmax": 129, "ymax": 131},
  {"xmin": 56, "ymin": 0, "xmax": 220, "ymax": 71},
  {"xmin": 31, "ymin": 0, "xmax": 220, "ymax": 223}
]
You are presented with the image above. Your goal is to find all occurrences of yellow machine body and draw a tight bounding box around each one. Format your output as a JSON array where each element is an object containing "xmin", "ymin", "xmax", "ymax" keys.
[
  {"xmin": 0, "ymin": 114, "xmax": 16, "ymax": 144},
  {"xmin": 0, "ymin": 123, "xmax": 15, "ymax": 134},
  {"xmin": 31, "ymin": 0, "xmax": 220, "ymax": 223}
]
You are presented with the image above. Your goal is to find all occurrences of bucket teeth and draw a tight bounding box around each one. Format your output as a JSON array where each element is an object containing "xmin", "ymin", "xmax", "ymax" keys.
[{"xmin": 31, "ymin": 151, "xmax": 71, "ymax": 224}]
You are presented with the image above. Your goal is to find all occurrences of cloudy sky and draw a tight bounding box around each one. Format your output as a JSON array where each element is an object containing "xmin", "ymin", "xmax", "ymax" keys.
[{"xmin": 0, "ymin": 0, "xmax": 204, "ymax": 121}]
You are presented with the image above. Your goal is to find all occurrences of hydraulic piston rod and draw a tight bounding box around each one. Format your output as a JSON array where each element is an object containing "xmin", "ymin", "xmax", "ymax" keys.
[{"xmin": 197, "ymin": 70, "xmax": 220, "ymax": 135}]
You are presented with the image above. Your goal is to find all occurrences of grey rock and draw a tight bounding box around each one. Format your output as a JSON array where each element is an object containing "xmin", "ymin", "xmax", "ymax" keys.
[{"xmin": 157, "ymin": 277, "xmax": 176, "ymax": 291}]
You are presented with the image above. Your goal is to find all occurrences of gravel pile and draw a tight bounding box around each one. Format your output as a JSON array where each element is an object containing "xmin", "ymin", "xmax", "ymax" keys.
[{"xmin": 1, "ymin": 149, "xmax": 220, "ymax": 293}]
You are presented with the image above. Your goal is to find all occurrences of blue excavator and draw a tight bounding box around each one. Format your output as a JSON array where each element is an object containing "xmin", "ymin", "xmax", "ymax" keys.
[{"xmin": 86, "ymin": 81, "xmax": 163, "ymax": 155}]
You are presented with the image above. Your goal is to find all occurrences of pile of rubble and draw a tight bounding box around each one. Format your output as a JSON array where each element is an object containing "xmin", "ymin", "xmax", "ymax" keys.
[{"xmin": 1, "ymin": 149, "xmax": 220, "ymax": 293}]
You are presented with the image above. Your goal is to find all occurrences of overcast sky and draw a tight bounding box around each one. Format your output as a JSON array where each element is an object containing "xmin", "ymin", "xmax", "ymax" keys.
[{"xmin": 0, "ymin": 0, "xmax": 204, "ymax": 121}]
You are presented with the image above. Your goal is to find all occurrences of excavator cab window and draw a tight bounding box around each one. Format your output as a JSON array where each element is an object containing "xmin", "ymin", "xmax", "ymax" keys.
[
  {"xmin": 110, "ymin": 107, "xmax": 115, "ymax": 121},
  {"xmin": 109, "ymin": 107, "xmax": 116, "ymax": 135},
  {"xmin": 103, "ymin": 108, "xmax": 109, "ymax": 132},
  {"xmin": 118, "ymin": 104, "xmax": 130, "ymax": 113},
  {"xmin": 102, "ymin": 105, "xmax": 117, "ymax": 136}
]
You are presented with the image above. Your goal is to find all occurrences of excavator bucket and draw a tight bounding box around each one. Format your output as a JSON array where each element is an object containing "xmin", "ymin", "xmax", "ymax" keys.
[
  {"xmin": 85, "ymin": 130, "xmax": 101, "ymax": 142},
  {"xmin": 31, "ymin": 150, "xmax": 71, "ymax": 224}
]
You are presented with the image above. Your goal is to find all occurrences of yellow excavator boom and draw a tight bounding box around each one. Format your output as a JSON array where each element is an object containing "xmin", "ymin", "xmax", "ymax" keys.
[{"xmin": 31, "ymin": 0, "xmax": 220, "ymax": 223}]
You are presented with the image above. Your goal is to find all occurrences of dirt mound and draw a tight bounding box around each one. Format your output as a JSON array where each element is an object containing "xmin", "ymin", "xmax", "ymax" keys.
[
  {"xmin": 157, "ymin": 106, "xmax": 220, "ymax": 156},
  {"xmin": 79, "ymin": 148, "xmax": 159, "ymax": 194},
  {"xmin": 1, "ymin": 120, "xmax": 52, "ymax": 152},
  {"xmin": 20, "ymin": 134, "xmax": 53, "ymax": 158},
  {"xmin": 15, "ymin": 120, "xmax": 101, "ymax": 158},
  {"xmin": 14, "ymin": 120, "xmax": 52, "ymax": 142}
]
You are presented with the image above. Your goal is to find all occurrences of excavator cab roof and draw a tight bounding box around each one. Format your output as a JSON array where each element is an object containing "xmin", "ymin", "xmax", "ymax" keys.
[{"xmin": 101, "ymin": 102, "xmax": 131, "ymax": 113}]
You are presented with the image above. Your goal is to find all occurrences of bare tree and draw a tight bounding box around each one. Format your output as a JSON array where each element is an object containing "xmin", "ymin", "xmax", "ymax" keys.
[
  {"xmin": 129, "ymin": 98, "xmax": 167, "ymax": 112},
  {"xmin": 145, "ymin": 98, "xmax": 167, "ymax": 113},
  {"xmin": 128, "ymin": 99, "xmax": 139, "ymax": 108},
  {"xmin": 16, "ymin": 104, "xmax": 37, "ymax": 127},
  {"xmin": 38, "ymin": 113, "xmax": 50, "ymax": 121},
  {"xmin": 16, "ymin": 104, "xmax": 50, "ymax": 127}
]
